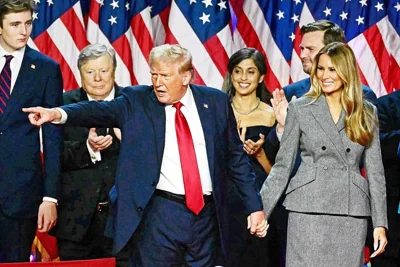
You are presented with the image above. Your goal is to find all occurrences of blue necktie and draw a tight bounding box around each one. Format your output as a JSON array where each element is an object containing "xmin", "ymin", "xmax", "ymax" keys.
[{"xmin": 0, "ymin": 55, "xmax": 13, "ymax": 114}]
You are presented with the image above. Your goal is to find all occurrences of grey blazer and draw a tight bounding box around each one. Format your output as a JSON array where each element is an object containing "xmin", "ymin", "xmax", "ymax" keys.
[{"xmin": 260, "ymin": 95, "xmax": 388, "ymax": 229}]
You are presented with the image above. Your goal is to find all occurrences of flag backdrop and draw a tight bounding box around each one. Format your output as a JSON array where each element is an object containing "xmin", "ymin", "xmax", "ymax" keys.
[{"xmin": 29, "ymin": 0, "xmax": 399, "ymax": 262}]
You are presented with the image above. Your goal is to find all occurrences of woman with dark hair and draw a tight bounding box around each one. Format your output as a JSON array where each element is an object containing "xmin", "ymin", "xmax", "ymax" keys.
[{"xmin": 223, "ymin": 48, "xmax": 279, "ymax": 267}]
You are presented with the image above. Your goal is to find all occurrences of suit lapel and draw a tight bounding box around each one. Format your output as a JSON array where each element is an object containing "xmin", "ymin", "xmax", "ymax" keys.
[
  {"xmin": 191, "ymin": 85, "xmax": 215, "ymax": 180},
  {"xmin": 310, "ymin": 95, "xmax": 347, "ymax": 163},
  {"xmin": 0, "ymin": 46, "xmax": 36, "ymax": 125},
  {"xmin": 147, "ymin": 89, "xmax": 166, "ymax": 164}
]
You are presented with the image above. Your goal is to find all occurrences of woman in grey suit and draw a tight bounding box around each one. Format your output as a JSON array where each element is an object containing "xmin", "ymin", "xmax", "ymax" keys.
[{"xmin": 260, "ymin": 42, "xmax": 387, "ymax": 266}]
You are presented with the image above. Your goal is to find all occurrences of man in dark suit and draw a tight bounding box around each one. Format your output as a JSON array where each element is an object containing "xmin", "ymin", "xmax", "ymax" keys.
[
  {"xmin": 53, "ymin": 44, "xmax": 127, "ymax": 266},
  {"xmin": 372, "ymin": 90, "xmax": 400, "ymax": 267},
  {"xmin": 23, "ymin": 44, "xmax": 267, "ymax": 266},
  {"xmin": 0, "ymin": 0, "xmax": 63, "ymax": 263}
]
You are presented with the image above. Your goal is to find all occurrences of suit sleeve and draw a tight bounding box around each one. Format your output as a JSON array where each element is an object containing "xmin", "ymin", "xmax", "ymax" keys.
[
  {"xmin": 260, "ymin": 101, "xmax": 300, "ymax": 217},
  {"xmin": 41, "ymin": 64, "xmax": 63, "ymax": 199},
  {"xmin": 363, "ymin": 108, "xmax": 388, "ymax": 229},
  {"xmin": 225, "ymin": 96, "xmax": 263, "ymax": 215},
  {"xmin": 376, "ymin": 99, "xmax": 400, "ymax": 162}
]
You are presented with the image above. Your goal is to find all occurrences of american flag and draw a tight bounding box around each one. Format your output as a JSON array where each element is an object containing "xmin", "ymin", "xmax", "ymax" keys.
[{"xmin": 29, "ymin": 0, "xmax": 399, "ymax": 261}]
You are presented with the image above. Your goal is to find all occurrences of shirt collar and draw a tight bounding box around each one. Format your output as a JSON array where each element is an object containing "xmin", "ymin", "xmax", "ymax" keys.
[
  {"xmin": 87, "ymin": 87, "xmax": 115, "ymax": 101},
  {"xmin": 0, "ymin": 45, "xmax": 25, "ymax": 62}
]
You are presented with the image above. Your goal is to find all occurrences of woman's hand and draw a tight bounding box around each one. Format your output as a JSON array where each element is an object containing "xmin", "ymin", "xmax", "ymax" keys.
[
  {"xmin": 370, "ymin": 227, "xmax": 388, "ymax": 258},
  {"xmin": 270, "ymin": 89, "xmax": 295, "ymax": 134},
  {"xmin": 244, "ymin": 133, "xmax": 265, "ymax": 156}
]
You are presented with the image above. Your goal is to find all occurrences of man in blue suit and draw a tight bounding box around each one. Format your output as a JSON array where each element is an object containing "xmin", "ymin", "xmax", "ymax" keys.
[
  {"xmin": 23, "ymin": 44, "xmax": 267, "ymax": 266},
  {"xmin": 283, "ymin": 20, "xmax": 377, "ymax": 103},
  {"xmin": 0, "ymin": 0, "xmax": 63, "ymax": 263}
]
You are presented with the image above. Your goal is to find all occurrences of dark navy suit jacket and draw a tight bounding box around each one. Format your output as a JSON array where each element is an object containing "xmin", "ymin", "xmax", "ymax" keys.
[
  {"xmin": 60, "ymin": 84, "xmax": 263, "ymax": 260},
  {"xmin": 0, "ymin": 46, "xmax": 63, "ymax": 218},
  {"xmin": 375, "ymin": 91, "xmax": 400, "ymax": 252}
]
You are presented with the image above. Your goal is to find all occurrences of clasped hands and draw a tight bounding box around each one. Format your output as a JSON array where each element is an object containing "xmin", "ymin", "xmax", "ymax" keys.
[{"xmin": 248, "ymin": 211, "xmax": 269, "ymax": 238}]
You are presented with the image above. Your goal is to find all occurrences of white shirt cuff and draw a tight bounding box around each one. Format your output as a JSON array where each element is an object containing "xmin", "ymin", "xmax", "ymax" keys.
[
  {"xmin": 43, "ymin": 197, "xmax": 58, "ymax": 204},
  {"xmin": 276, "ymin": 127, "xmax": 283, "ymax": 142},
  {"xmin": 87, "ymin": 140, "xmax": 102, "ymax": 163},
  {"xmin": 51, "ymin": 108, "xmax": 68, "ymax": 124}
]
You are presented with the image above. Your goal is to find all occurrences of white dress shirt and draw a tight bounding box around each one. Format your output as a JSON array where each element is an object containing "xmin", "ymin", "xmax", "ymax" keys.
[
  {"xmin": 157, "ymin": 87, "xmax": 212, "ymax": 195},
  {"xmin": 0, "ymin": 46, "xmax": 25, "ymax": 92}
]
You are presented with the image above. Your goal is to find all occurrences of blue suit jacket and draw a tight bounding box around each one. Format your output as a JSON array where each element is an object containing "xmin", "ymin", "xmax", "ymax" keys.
[
  {"xmin": 0, "ymin": 46, "xmax": 63, "ymax": 218},
  {"xmin": 61, "ymin": 84, "xmax": 263, "ymax": 259},
  {"xmin": 284, "ymin": 77, "xmax": 377, "ymax": 103}
]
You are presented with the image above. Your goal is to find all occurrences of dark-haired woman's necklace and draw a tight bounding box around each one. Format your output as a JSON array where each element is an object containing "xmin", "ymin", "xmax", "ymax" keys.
[{"xmin": 232, "ymin": 97, "xmax": 261, "ymax": 115}]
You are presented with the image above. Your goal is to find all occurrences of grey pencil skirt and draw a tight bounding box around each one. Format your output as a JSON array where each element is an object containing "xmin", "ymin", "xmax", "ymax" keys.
[{"xmin": 286, "ymin": 211, "xmax": 368, "ymax": 267}]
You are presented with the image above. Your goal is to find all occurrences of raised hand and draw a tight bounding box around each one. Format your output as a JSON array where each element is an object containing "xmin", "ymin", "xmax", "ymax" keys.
[{"xmin": 270, "ymin": 89, "xmax": 296, "ymax": 134}]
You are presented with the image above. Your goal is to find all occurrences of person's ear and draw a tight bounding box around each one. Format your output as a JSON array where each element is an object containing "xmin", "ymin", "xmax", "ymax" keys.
[
  {"xmin": 259, "ymin": 74, "xmax": 265, "ymax": 83},
  {"xmin": 182, "ymin": 71, "xmax": 191, "ymax": 86}
]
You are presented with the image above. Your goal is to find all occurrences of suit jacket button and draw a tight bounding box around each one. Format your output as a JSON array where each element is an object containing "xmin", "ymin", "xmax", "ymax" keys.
[
  {"xmin": 151, "ymin": 182, "xmax": 156, "ymax": 186},
  {"xmin": 346, "ymin": 148, "xmax": 351, "ymax": 152},
  {"xmin": 321, "ymin": 146, "xmax": 326, "ymax": 151},
  {"xmin": 96, "ymin": 188, "xmax": 100, "ymax": 193},
  {"xmin": 138, "ymin": 207, "xmax": 143, "ymax": 212},
  {"xmin": 323, "ymin": 166, "xmax": 328, "ymax": 170}
]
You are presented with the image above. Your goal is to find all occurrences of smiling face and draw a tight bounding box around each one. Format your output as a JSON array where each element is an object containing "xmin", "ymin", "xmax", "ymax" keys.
[
  {"xmin": 230, "ymin": 58, "xmax": 264, "ymax": 97},
  {"xmin": 299, "ymin": 31, "xmax": 326, "ymax": 74},
  {"xmin": 150, "ymin": 59, "xmax": 191, "ymax": 104},
  {"xmin": 316, "ymin": 53, "xmax": 344, "ymax": 97},
  {"xmin": 80, "ymin": 54, "xmax": 115, "ymax": 100},
  {"xmin": 0, "ymin": 10, "xmax": 32, "ymax": 53}
]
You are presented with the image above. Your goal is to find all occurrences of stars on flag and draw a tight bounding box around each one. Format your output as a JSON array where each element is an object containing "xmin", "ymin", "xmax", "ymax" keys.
[
  {"xmin": 356, "ymin": 15, "xmax": 365, "ymax": 24},
  {"xmin": 359, "ymin": 0, "xmax": 367, "ymax": 7},
  {"xmin": 202, "ymin": 0, "xmax": 213, "ymax": 8},
  {"xmin": 108, "ymin": 15, "xmax": 117, "ymax": 25},
  {"xmin": 374, "ymin": 2, "xmax": 383, "ymax": 11},
  {"xmin": 125, "ymin": 3, "xmax": 130, "ymax": 11},
  {"xmin": 293, "ymin": 0, "xmax": 302, "ymax": 5},
  {"xmin": 394, "ymin": 2, "xmax": 400, "ymax": 11},
  {"xmin": 291, "ymin": 14, "xmax": 300, "ymax": 23},
  {"xmin": 199, "ymin": 12, "xmax": 211, "ymax": 24},
  {"xmin": 323, "ymin": 7, "xmax": 332, "ymax": 16},
  {"xmin": 339, "ymin": 11, "xmax": 348, "ymax": 20},
  {"xmin": 277, "ymin": 10, "xmax": 285, "ymax": 19},
  {"xmin": 46, "ymin": 0, "xmax": 53, "ymax": 6},
  {"xmin": 110, "ymin": 0, "xmax": 119, "ymax": 10},
  {"xmin": 218, "ymin": 0, "xmax": 227, "ymax": 10},
  {"xmin": 32, "ymin": 11, "xmax": 38, "ymax": 21},
  {"xmin": 190, "ymin": 0, "xmax": 197, "ymax": 4}
]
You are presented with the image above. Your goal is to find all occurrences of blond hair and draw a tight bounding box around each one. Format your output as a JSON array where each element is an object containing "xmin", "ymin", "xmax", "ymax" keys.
[
  {"xmin": 149, "ymin": 44, "xmax": 194, "ymax": 82},
  {"xmin": 306, "ymin": 42, "xmax": 376, "ymax": 146}
]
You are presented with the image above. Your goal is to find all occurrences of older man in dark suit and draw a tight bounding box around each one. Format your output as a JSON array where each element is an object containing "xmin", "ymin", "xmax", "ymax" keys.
[
  {"xmin": 372, "ymin": 90, "xmax": 400, "ymax": 267},
  {"xmin": 23, "ymin": 44, "xmax": 267, "ymax": 266},
  {"xmin": 53, "ymin": 44, "xmax": 127, "ymax": 266},
  {"xmin": 0, "ymin": 0, "xmax": 62, "ymax": 262}
]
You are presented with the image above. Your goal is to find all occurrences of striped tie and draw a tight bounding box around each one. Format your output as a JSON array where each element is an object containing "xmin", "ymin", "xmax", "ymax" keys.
[{"xmin": 0, "ymin": 55, "xmax": 13, "ymax": 114}]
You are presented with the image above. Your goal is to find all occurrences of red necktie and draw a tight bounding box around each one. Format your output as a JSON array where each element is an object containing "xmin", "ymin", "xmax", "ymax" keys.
[
  {"xmin": 173, "ymin": 102, "xmax": 204, "ymax": 215},
  {"xmin": 0, "ymin": 55, "xmax": 13, "ymax": 114}
]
